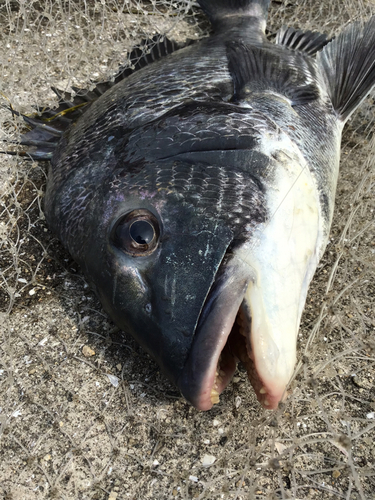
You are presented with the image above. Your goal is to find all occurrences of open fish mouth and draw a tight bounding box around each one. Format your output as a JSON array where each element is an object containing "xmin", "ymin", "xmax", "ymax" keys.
[
  {"xmin": 176, "ymin": 125, "xmax": 324, "ymax": 411},
  {"xmin": 178, "ymin": 253, "xmax": 289, "ymax": 411}
]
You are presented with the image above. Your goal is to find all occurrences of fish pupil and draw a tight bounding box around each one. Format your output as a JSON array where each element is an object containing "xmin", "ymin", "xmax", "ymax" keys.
[
  {"xmin": 113, "ymin": 210, "xmax": 160, "ymax": 256},
  {"xmin": 130, "ymin": 220, "xmax": 155, "ymax": 245}
]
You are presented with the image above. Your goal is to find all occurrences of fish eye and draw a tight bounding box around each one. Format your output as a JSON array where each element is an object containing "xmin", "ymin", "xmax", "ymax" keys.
[{"xmin": 113, "ymin": 209, "xmax": 160, "ymax": 256}]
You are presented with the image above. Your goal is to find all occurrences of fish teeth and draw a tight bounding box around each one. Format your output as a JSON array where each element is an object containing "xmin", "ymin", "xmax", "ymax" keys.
[
  {"xmin": 214, "ymin": 374, "xmax": 222, "ymax": 388},
  {"xmin": 210, "ymin": 388, "xmax": 220, "ymax": 405},
  {"xmin": 211, "ymin": 366, "xmax": 226, "ymax": 405},
  {"xmin": 259, "ymin": 386, "xmax": 267, "ymax": 394}
]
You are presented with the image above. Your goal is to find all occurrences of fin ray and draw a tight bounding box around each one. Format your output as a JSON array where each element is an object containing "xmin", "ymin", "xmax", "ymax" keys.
[
  {"xmin": 317, "ymin": 16, "xmax": 375, "ymax": 121},
  {"xmin": 276, "ymin": 26, "xmax": 331, "ymax": 56},
  {"xmin": 227, "ymin": 42, "xmax": 319, "ymax": 106},
  {"xmin": 5, "ymin": 35, "xmax": 189, "ymax": 161}
]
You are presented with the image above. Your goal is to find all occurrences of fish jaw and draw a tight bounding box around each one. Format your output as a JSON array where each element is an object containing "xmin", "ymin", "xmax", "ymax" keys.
[
  {"xmin": 179, "ymin": 144, "xmax": 324, "ymax": 411},
  {"xmin": 178, "ymin": 257, "xmax": 255, "ymax": 411},
  {"xmin": 236, "ymin": 145, "xmax": 324, "ymax": 408},
  {"xmin": 93, "ymin": 212, "xmax": 237, "ymax": 390}
]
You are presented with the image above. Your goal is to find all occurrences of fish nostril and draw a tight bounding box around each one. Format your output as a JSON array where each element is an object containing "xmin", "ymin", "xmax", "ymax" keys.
[{"xmin": 181, "ymin": 327, "xmax": 190, "ymax": 337}]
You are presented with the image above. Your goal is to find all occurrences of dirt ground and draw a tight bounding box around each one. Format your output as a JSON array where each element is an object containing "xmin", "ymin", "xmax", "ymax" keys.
[{"xmin": 0, "ymin": 1, "xmax": 375, "ymax": 499}]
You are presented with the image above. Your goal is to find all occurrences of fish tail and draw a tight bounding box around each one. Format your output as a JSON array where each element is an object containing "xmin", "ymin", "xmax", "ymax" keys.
[
  {"xmin": 317, "ymin": 16, "xmax": 375, "ymax": 123},
  {"xmin": 197, "ymin": 0, "xmax": 270, "ymax": 27}
]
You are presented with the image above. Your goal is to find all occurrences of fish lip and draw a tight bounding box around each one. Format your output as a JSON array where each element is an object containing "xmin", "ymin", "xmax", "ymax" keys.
[{"xmin": 177, "ymin": 256, "xmax": 252, "ymax": 411}]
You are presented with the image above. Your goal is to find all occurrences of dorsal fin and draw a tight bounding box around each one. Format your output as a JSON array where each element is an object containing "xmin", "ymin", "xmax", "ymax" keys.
[
  {"xmin": 227, "ymin": 41, "xmax": 319, "ymax": 106},
  {"xmin": 317, "ymin": 16, "xmax": 375, "ymax": 122},
  {"xmin": 276, "ymin": 27, "xmax": 331, "ymax": 56},
  {"xmin": 5, "ymin": 35, "xmax": 190, "ymax": 160},
  {"xmin": 97, "ymin": 35, "xmax": 193, "ymax": 93},
  {"xmin": 51, "ymin": 35, "xmax": 191, "ymax": 102}
]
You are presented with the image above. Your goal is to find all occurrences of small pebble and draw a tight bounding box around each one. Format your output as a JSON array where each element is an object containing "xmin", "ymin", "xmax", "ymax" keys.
[
  {"xmin": 107, "ymin": 374, "xmax": 119, "ymax": 387},
  {"xmin": 82, "ymin": 345, "xmax": 95, "ymax": 357},
  {"xmin": 201, "ymin": 454, "xmax": 216, "ymax": 467}
]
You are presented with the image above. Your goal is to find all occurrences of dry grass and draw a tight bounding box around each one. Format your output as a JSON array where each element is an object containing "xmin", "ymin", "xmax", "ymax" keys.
[{"xmin": 0, "ymin": 1, "xmax": 374, "ymax": 499}]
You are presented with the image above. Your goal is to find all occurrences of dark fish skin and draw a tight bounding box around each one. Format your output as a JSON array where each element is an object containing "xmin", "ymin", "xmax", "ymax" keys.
[
  {"xmin": 24, "ymin": 0, "xmax": 375, "ymax": 410},
  {"xmin": 44, "ymin": 6, "xmax": 271, "ymax": 392}
]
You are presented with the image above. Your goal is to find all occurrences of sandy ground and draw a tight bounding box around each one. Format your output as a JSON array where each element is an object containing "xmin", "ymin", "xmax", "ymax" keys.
[{"xmin": 1, "ymin": 1, "xmax": 375, "ymax": 499}]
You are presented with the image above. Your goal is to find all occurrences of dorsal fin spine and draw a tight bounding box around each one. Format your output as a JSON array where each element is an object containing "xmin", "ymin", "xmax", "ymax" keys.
[
  {"xmin": 276, "ymin": 26, "xmax": 331, "ymax": 56},
  {"xmin": 227, "ymin": 42, "xmax": 319, "ymax": 106}
]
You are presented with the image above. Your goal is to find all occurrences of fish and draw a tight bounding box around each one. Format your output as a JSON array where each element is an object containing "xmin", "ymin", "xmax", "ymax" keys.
[{"xmin": 13, "ymin": 0, "xmax": 375, "ymax": 411}]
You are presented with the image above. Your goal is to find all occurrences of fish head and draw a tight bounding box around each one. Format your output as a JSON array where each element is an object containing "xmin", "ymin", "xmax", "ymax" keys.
[
  {"xmin": 74, "ymin": 157, "xmax": 264, "ymax": 402},
  {"xmin": 89, "ymin": 192, "xmax": 234, "ymax": 387},
  {"xmin": 53, "ymin": 141, "xmax": 321, "ymax": 412}
]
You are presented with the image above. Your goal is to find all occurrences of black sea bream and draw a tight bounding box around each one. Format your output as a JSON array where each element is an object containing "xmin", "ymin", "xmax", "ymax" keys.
[{"xmin": 18, "ymin": 0, "xmax": 375, "ymax": 410}]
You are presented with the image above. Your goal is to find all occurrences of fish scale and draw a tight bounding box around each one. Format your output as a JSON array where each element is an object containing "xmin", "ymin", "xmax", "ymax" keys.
[{"xmin": 110, "ymin": 160, "xmax": 267, "ymax": 230}]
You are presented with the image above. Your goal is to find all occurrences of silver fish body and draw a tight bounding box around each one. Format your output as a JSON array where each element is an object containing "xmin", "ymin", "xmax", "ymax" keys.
[{"xmin": 33, "ymin": 0, "xmax": 375, "ymax": 410}]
